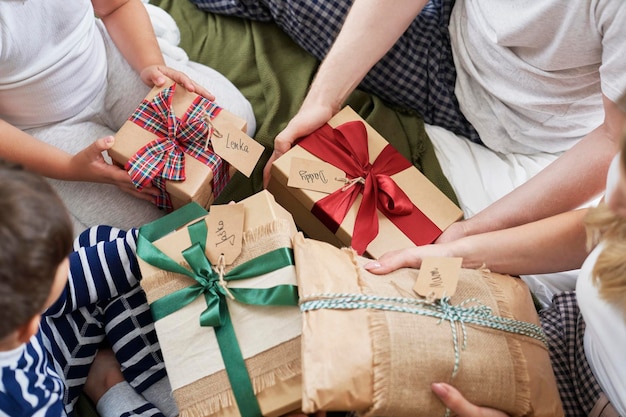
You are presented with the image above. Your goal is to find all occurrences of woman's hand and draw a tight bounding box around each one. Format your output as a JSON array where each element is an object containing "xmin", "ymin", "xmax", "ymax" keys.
[
  {"xmin": 70, "ymin": 136, "xmax": 160, "ymax": 202},
  {"xmin": 263, "ymin": 103, "xmax": 336, "ymax": 188},
  {"xmin": 364, "ymin": 243, "xmax": 454, "ymax": 274},
  {"xmin": 431, "ymin": 383, "xmax": 510, "ymax": 417},
  {"xmin": 139, "ymin": 65, "xmax": 215, "ymax": 101}
]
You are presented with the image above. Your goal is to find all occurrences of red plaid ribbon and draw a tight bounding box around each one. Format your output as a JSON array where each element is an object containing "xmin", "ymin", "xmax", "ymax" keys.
[{"xmin": 125, "ymin": 83, "xmax": 229, "ymax": 211}]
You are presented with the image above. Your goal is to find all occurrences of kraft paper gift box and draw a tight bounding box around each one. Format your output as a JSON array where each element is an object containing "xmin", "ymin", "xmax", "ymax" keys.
[
  {"xmin": 293, "ymin": 234, "xmax": 564, "ymax": 417},
  {"xmin": 109, "ymin": 80, "xmax": 246, "ymax": 211},
  {"xmin": 267, "ymin": 106, "xmax": 463, "ymax": 258},
  {"xmin": 136, "ymin": 190, "xmax": 302, "ymax": 417}
]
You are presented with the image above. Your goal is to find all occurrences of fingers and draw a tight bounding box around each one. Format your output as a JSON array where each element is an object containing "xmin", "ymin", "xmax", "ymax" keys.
[
  {"xmin": 157, "ymin": 66, "xmax": 216, "ymax": 101},
  {"xmin": 364, "ymin": 248, "xmax": 421, "ymax": 274},
  {"xmin": 431, "ymin": 383, "xmax": 509, "ymax": 417},
  {"xmin": 263, "ymin": 150, "xmax": 280, "ymax": 189},
  {"xmin": 92, "ymin": 135, "xmax": 115, "ymax": 153}
]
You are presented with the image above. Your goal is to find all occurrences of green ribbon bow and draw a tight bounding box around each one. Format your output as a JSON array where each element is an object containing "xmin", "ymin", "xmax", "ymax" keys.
[{"xmin": 137, "ymin": 202, "xmax": 299, "ymax": 417}]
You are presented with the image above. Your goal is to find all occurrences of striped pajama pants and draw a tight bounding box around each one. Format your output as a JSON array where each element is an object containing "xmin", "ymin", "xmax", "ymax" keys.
[{"xmin": 40, "ymin": 226, "xmax": 168, "ymax": 417}]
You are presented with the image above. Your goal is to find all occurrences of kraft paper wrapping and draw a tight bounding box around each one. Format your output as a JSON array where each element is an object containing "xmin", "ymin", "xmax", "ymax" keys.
[
  {"xmin": 138, "ymin": 191, "xmax": 302, "ymax": 417},
  {"xmin": 293, "ymin": 234, "xmax": 564, "ymax": 417},
  {"xmin": 109, "ymin": 80, "xmax": 244, "ymax": 210},
  {"xmin": 268, "ymin": 106, "xmax": 463, "ymax": 259}
]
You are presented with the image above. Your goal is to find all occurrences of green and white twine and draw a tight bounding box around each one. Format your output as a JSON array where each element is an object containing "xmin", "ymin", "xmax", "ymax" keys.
[{"xmin": 299, "ymin": 293, "xmax": 547, "ymax": 417}]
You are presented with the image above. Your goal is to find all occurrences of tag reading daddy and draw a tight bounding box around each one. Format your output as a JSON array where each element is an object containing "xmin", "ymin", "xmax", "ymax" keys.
[
  {"xmin": 287, "ymin": 157, "xmax": 347, "ymax": 194},
  {"xmin": 210, "ymin": 118, "xmax": 264, "ymax": 178},
  {"xmin": 414, "ymin": 257, "xmax": 462, "ymax": 300},
  {"xmin": 205, "ymin": 203, "xmax": 244, "ymax": 265}
]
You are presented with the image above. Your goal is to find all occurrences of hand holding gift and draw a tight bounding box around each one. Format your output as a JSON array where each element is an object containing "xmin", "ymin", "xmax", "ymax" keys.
[{"xmin": 109, "ymin": 78, "xmax": 262, "ymax": 212}]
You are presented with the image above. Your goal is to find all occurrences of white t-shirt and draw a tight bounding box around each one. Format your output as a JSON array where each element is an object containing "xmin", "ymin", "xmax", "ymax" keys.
[
  {"xmin": 577, "ymin": 242, "xmax": 626, "ymax": 415},
  {"xmin": 0, "ymin": 0, "xmax": 107, "ymax": 129},
  {"xmin": 449, "ymin": 0, "xmax": 626, "ymax": 154}
]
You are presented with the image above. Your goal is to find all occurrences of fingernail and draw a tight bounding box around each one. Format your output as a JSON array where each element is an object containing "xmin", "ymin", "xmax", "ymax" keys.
[
  {"xmin": 431, "ymin": 383, "xmax": 448, "ymax": 397},
  {"xmin": 105, "ymin": 136, "xmax": 114, "ymax": 144},
  {"xmin": 364, "ymin": 261, "xmax": 381, "ymax": 270}
]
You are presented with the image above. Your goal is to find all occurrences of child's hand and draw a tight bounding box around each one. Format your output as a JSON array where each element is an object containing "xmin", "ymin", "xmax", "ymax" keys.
[
  {"xmin": 140, "ymin": 65, "xmax": 215, "ymax": 101},
  {"xmin": 70, "ymin": 136, "xmax": 160, "ymax": 202}
]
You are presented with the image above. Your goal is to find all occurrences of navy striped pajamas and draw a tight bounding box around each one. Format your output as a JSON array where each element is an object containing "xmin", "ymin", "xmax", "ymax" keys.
[{"xmin": 1, "ymin": 226, "xmax": 167, "ymax": 417}]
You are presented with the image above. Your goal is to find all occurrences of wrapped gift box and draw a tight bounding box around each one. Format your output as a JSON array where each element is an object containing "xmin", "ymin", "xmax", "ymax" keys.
[
  {"xmin": 267, "ymin": 106, "xmax": 463, "ymax": 258},
  {"xmin": 293, "ymin": 234, "xmax": 564, "ymax": 417},
  {"xmin": 109, "ymin": 79, "xmax": 246, "ymax": 211},
  {"xmin": 137, "ymin": 190, "xmax": 302, "ymax": 417}
]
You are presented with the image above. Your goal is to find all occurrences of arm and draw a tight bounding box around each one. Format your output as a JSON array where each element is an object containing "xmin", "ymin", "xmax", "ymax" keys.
[
  {"xmin": 263, "ymin": 0, "xmax": 429, "ymax": 186},
  {"xmin": 0, "ymin": 119, "xmax": 150, "ymax": 199},
  {"xmin": 45, "ymin": 227, "xmax": 141, "ymax": 316},
  {"xmin": 366, "ymin": 208, "xmax": 590, "ymax": 276},
  {"xmin": 92, "ymin": 0, "xmax": 213, "ymax": 99},
  {"xmin": 440, "ymin": 95, "xmax": 626, "ymax": 242}
]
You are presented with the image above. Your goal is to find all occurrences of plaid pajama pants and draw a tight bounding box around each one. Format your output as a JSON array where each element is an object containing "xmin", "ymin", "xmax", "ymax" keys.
[
  {"xmin": 190, "ymin": 0, "xmax": 481, "ymax": 143},
  {"xmin": 40, "ymin": 226, "xmax": 167, "ymax": 417},
  {"xmin": 540, "ymin": 291, "xmax": 614, "ymax": 417}
]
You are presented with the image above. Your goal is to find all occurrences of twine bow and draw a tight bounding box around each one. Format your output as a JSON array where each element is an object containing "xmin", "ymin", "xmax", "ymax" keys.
[
  {"xmin": 299, "ymin": 292, "xmax": 547, "ymax": 417},
  {"xmin": 125, "ymin": 83, "xmax": 226, "ymax": 211},
  {"xmin": 298, "ymin": 121, "xmax": 442, "ymax": 254}
]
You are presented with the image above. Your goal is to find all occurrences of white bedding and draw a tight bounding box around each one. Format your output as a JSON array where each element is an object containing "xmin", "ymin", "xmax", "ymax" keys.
[{"xmin": 425, "ymin": 123, "xmax": 599, "ymax": 308}]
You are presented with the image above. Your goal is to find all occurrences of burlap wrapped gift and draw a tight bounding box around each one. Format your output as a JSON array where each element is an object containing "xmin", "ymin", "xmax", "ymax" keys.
[
  {"xmin": 293, "ymin": 234, "xmax": 564, "ymax": 417},
  {"xmin": 109, "ymin": 80, "xmax": 246, "ymax": 211},
  {"xmin": 268, "ymin": 106, "xmax": 463, "ymax": 258},
  {"xmin": 136, "ymin": 191, "xmax": 302, "ymax": 417}
]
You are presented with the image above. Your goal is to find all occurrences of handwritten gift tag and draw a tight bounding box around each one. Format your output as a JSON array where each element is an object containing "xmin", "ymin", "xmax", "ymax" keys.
[
  {"xmin": 205, "ymin": 203, "xmax": 245, "ymax": 265},
  {"xmin": 414, "ymin": 257, "xmax": 462, "ymax": 301},
  {"xmin": 287, "ymin": 157, "xmax": 347, "ymax": 194},
  {"xmin": 210, "ymin": 118, "xmax": 264, "ymax": 178}
]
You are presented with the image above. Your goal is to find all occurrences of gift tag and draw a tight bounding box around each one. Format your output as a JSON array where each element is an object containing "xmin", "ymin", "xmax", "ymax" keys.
[
  {"xmin": 205, "ymin": 203, "xmax": 244, "ymax": 265},
  {"xmin": 414, "ymin": 257, "xmax": 462, "ymax": 301},
  {"xmin": 209, "ymin": 118, "xmax": 264, "ymax": 178},
  {"xmin": 287, "ymin": 157, "xmax": 347, "ymax": 194}
]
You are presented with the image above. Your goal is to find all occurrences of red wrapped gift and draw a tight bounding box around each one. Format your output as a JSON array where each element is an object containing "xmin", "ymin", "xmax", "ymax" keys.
[{"xmin": 268, "ymin": 106, "xmax": 463, "ymax": 258}]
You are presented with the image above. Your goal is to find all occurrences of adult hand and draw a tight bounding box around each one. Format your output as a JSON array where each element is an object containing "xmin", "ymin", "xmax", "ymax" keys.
[
  {"xmin": 70, "ymin": 136, "xmax": 160, "ymax": 202},
  {"xmin": 364, "ymin": 243, "xmax": 454, "ymax": 274},
  {"xmin": 139, "ymin": 65, "xmax": 215, "ymax": 101},
  {"xmin": 262, "ymin": 103, "xmax": 336, "ymax": 188},
  {"xmin": 431, "ymin": 383, "xmax": 510, "ymax": 417}
]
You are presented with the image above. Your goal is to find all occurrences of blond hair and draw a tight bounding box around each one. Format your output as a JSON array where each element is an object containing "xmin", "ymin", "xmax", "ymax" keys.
[{"xmin": 583, "ymin": 128, "xmax": 626, "ymax": 315}]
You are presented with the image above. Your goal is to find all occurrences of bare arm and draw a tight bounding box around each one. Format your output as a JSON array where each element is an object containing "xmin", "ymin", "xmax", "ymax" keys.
[
  {"xmin": 264, "ymin": 0, "xmax": 428, "ymax": 186},
  {"xmin": 0, "ymin": 119, "xmax": 154, "ymax": 200},
  {"xmin": 367, "ymin": 208, "xmax": 590, "ymax": 277},
  {"xmin": 440, "ymin": 95, "xmax": 626, "ymax": 241},
  {"xmin": 92, "ymin": 0, "xmax": 213, "ymax": 99}
]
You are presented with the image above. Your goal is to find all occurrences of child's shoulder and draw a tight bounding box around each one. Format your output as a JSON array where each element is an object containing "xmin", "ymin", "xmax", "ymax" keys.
[{"xmin": 0, "ymin": 335, "xmax": 65, "ymax": 415}]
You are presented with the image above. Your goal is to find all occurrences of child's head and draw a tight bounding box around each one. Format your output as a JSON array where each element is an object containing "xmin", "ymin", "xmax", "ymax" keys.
[{"xmin": 0, "ymin": 160, "xmax": 73, "ymax": 341}]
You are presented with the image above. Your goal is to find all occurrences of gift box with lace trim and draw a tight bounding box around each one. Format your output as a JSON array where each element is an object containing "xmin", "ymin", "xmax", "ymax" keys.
[
  {"xmin": 137, "ymin": 190, "xmax": 302, "ymax": 417},
  {"xmin": 293, "ymin": 234, "xmax": 564, "ymax": 417}
]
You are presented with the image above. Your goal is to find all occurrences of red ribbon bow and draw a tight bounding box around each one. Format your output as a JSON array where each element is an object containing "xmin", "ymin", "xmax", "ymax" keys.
[{"xmin": 298, "ymin": 120, "xmax": 442, "ymax": 255}]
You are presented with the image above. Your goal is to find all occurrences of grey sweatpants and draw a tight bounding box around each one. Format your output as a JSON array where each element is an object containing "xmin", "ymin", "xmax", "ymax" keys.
[{"xmin": 27, "ymin": 20, "xmax": 256, "ymax": 236}]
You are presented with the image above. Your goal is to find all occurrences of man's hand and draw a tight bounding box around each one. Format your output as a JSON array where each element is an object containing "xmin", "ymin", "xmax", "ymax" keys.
[{"xmin": 263, "ymin": 103, "xmax": 336, "ymax": 188}]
